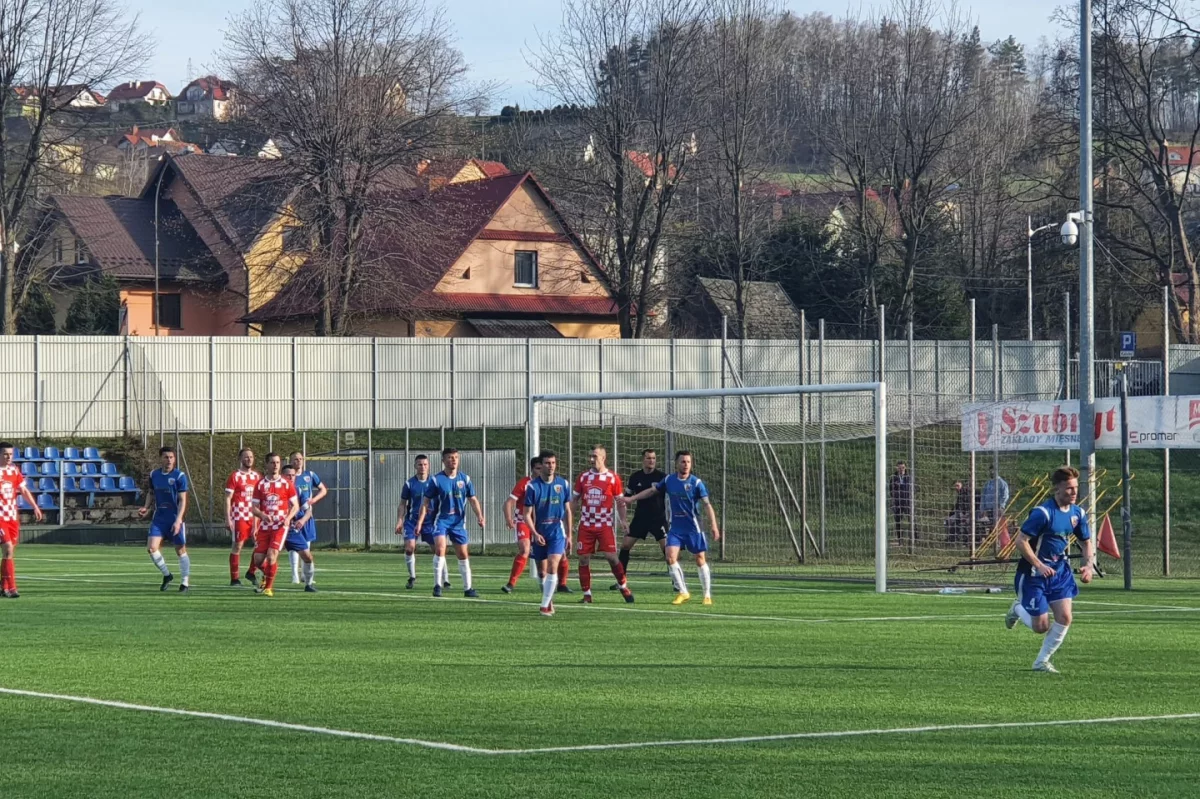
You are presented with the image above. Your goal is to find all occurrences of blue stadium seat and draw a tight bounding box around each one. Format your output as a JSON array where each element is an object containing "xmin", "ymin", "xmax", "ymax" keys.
[
  {"xmin": 98, "ymin": 476, "xmax": 117, "ymax": 492},
  {"xmin": 61, "ymin": 462, "xmax": 80, "ymax": 477},
  {"xmin": 23, "ymin": 477, "xmax": 36, "ymax": 493},
  {"xmin": 39, "ymin": 461, "xmax": 59, "ymax": 477},
  {"xmin": 82, "ymin": 462, "xmax": 100, "ymax": 476},
  {"xmin": 63, "ymin": 477, "xmax": 81, "ymax": 493},
  {"xmin": 23, "ymin": 447, "xmax": 40, "ymax": 461},
  {"xmin": 101, "ymin": 462, "xmax": 118, "ymax": 477},
  {"xmin": 38, "ymin": 477, "xmax": 57, "ymax": 493},
  {"xmin": 42, "ymin": 446, "xmax": 60, "ymax": 461},
  {"xmin": 37, "ymin": 493, "xmax": 58, "ymax": 510},
  {"xmin": 21, "ymin": 462, "xmax": 37, "ymax": 476},
  {"xmin": 79, "ymin": 476, "xmax": 99, "ymax": 492},
  {"xmin": 117, "ymin": 476, "xmax": 139, "ymax": 493},
  {"xmin": 83, "ymin": 447, "xmax": 102, "ymax": 461},
  {"xmin": 17, "ymin": 495, "xmax": 32, "ymax": 511},
  {"xmin": 64, "ymin": 447, "xmax": 82, "ymax": 461},
  {"xmin": 12, "ymin": 448, "xmax": 23, "ymax": 462}
]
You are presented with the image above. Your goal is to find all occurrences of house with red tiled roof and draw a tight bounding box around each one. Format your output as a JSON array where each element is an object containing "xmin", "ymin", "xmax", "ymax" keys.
[
  {"xmin": 416, "ymin": 158, "xmax": 511, "ymax": 190},
  {"xmin": 32, "ymin": 153, "xmax": 619, "ymax": 338},
  {"xmin": 11, "ymin": 84, "xmax": 104, "ymax": 117},
  {"xmin": 245, "ymin": 170, "xmax": 619, "ymax": 337},
  {"xmin": 176, "ymin": 76, "xmax": 237, "ymax": 121},
  {"xmin": 106, "ymin": 81, "xmax": 172, "ymax": 111}
]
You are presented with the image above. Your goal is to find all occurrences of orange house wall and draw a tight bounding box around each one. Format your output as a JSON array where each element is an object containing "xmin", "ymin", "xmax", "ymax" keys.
[{"xmin": 121, "ymin": 286, "xmax": 244, "ymax": 336}]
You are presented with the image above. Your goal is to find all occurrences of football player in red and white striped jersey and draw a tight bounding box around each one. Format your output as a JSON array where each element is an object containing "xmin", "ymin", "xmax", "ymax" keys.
[
  {"xmin": 224, "ymin": 448, "xmax": 261, "ymax": 586},
  {"xmin": 0, "ymin": 442, "xmax": 43, "ymax": 598},
  {"xmin": 571, "ymin": 445, "xmax": 633, "ymax": 604}
]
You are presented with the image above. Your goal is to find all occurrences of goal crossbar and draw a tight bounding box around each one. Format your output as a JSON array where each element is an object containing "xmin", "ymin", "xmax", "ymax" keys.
[{"xmin": 528, "ymin": 382, "xmax": 890, "ymax": 592}]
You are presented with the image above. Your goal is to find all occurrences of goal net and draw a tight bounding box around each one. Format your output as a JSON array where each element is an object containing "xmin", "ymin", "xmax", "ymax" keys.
[{"xmin": 530, "ymin": 384, "xmax": 1058, "ymax": 591}]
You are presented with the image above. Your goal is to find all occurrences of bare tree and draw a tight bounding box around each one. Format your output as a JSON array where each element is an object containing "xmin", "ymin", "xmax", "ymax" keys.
[
  {"xmin": 1077, "ymin": 0, "xmax": 1200, "ymax": 343},
  {"xmin": 796, "ymin": 14, "xmax": 897, "ymax": 327},
  {"xmin": 529, "ymin": 0, "xmax": 709, "ymax": 338},
  {"xmin": 690, "ymin": 0, "xmax": 794, "ymax": 334},
  {"xmin": 0, "ymin": 0, "xmax": 149, "ymax": 333},
  {"xmin": 225, "ymin": 0, "xmax": 481, "ymax": 335}
]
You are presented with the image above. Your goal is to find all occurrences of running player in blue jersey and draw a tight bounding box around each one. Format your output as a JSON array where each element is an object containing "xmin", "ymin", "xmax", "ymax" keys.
[
  {"xmin": 416, "ymin": 448, "xmax": 485, "ymax": 598},
  {"xmin": 137, "ymin": 446, "xmax": 192, "ymax": 593},
  {"xmin": 623, "ymin": 450, "xmax": 720, "ymax": 605},
  {"xmin": 287, "ymin": 452, "xmax": 327, "ymax": 584},
  {"xmin": 523, "ymin": 450, "xmax": 573, "ymax": 616},
  {"xmin": 281, "ymin": 464, "xmax": 318, "ymax": 592},
  {"xmin": 396, "ymin": 454, "xmax": 439, "ymax": 590},
  {"xmin": 1005, "ymin": 465, "xmax": 1096, "ymax": 673}
]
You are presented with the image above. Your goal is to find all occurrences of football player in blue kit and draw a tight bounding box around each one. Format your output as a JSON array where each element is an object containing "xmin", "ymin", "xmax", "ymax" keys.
[
  {"xmin": 523, "ymin": 450, "xmax": 572, "ymax": 617},
  {"xmin": 281, "ymin": 464, "xmax": 318, "ymax": 592},
  {"xmin": 623, "ymin": 450, "xmax": 720, "ymax": 605},
  {"xmin": 1005, "ymin": 465, "xmax": 1097, "ymax": 673},
  {"xmin": 396, "ymin": 454, "xmax": 438, "ymax": 590},
  {"xmin": 137, "ymin": 446, "xmax": 192, "ymax": 592},
  {"xmin": 287, "ymin": 452, "xmax": 327, "ymax": 584}
]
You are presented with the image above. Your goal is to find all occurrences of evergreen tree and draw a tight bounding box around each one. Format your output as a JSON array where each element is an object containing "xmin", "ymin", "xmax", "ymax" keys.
[
  {"xmin": 15, "ymin": 283, "xmax": 57, "ymax": 334},
  {"xmin": 63, "ymin": 275, "xmax": 120, "ymax": 335}
]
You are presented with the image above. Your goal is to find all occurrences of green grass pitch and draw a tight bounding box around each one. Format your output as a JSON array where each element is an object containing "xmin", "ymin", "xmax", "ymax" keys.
[{"xmin": 2, "ymin": 545, "xmax": 1199, "ymax": 798}]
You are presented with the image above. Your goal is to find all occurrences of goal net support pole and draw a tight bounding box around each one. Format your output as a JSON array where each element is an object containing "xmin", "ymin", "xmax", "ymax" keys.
[{"xmin": 529, "ymin": 382, "xmax": 889, "ymax": 592}]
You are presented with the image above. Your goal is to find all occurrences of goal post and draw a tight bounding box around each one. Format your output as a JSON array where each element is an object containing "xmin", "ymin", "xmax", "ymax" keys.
[{"xmin": 528, "ymin": 382, "xmax": 891, "ymax": 592}]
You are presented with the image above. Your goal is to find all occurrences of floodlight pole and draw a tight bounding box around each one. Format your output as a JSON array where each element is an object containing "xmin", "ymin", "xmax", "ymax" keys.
[{"xmin": 1078, "ymin": 0, "xmax": 1098, "ymax": 523}]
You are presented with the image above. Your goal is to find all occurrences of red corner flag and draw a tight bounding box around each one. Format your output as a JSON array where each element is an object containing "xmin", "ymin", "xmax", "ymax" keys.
[{"xmin": 1097, "ymin": 513, "xmax": 1122, "ymax": 560}]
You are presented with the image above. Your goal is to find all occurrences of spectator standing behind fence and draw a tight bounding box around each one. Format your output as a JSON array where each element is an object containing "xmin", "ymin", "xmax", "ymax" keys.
[
  {"xmin": 980, "ymin": 467, "xmax": 1010, "ymax": 527},
  {"xmin": 889, "ymin": 461, "xmax": 913, "ymax": 542},
  {"xmin": 945, "ymin": 480, "xmax": 972, "ymax": 546}
]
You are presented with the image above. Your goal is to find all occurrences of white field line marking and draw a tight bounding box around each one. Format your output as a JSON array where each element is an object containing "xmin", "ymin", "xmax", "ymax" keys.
[
  {"xmin": 489, "ymin": 712, "xmax": 1200, "ymax": 755},
  {"xmin": 893, "ymin": 591, "xmax": 1194, "ymax": 611},
  {"xmin": 305, "ymin": 587, "xmax": 1200, "ymax": 624},
  {"xmin": 14, "ymin": 557, "xmax": 850, "ymax": 591},
  {"xmin": 0, "ymin": 687, "xmax": 488, "ymax": 754},
  {"xmin": 13, "ymin": 574, "xmax": 1200, "ymax": 623},
  {"xmin": 1, "ymin": 686, "xmax": 1196, "ymax": 756}
]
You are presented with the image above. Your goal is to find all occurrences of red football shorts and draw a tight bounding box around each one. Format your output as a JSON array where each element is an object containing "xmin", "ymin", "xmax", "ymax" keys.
[
  {"xmin": 232, "ymin": 519, "xmax": 257, "ymax": 544},
  {"xmin": 0, "ymin": 520, "xmax": 19, "ymax": 546},
  {"xmin": 576, "ymin": 527, "xmax": 617, "ymax": 555},
  {"xmin": 514, "ymin": 523, "xmax": 532, "ymax": 542},
  {"xmin": 254, "ymin": 526, "xmax": 287, "ymax": 554}
]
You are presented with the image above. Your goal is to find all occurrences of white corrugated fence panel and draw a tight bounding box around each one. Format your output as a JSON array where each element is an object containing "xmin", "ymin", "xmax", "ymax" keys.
[
  {"xmin": 376, "ymin": 339, "xmax": 452, "ymax": 429},
  {"xmin": 42, "ymin": 337, "xmax": 124, "ymax": 436},
  {"xmin": 141, "ymin": 337, "xmax": 211, "ymax": 431},
  {"xmin": 214, "ymin": 339, "xmax": 294, "ymax": 430},
  {"xmin": 0, "ymin": 338, "xmax": 37, "ymax": 436},
  {"xmin": 297, "ymin": 338, "xmax": 372, "ymax": 430},
  {"xmin": 454, "ymin": 339, "xmax": 526, "ymax": 427}
]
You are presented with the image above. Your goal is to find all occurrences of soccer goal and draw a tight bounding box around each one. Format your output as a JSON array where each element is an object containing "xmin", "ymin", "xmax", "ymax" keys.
[{"xmin": 529, "ymin": 383, "xmax": 893, "ymax": 591}]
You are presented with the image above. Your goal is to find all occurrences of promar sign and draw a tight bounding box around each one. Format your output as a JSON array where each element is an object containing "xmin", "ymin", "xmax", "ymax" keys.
[{"xmin": 961, "ymin": 396, "xmax": 1200, "ymax": 451}]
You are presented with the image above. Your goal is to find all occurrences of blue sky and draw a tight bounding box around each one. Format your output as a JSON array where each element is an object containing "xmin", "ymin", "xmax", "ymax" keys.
[{"xmin": 128, "ymin": 0, "xmax": 1067, "ymax": 111}]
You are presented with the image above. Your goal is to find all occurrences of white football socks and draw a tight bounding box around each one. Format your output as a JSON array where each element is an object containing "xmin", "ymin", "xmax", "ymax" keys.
[
  {"xmin": 433, "ymin": 555, "xmax": 446, "ymax": 587},
  {"xmin": 290, "ymin": 550, "xmax": 301, "ymax": 582},
  {"xmin": 179, "ymin": 554, "xmax": 191, "ymax": 586},
  {"xmin": 698, "ymin": 563, "xmax": 712, "ymax": 599},
  {"xmin": 540, "ymin": 573, "xmax": 557, "ymax": 609},
  {"xmin": 1016, "ymin": 603, "xmax": 1035, "ymax": 630},
  {"xmin": 669, "ymin": 562, "xmax": 688, "ymax": 595},
  {"xmin": 302, "ymin": 560, "xmax": 314, "ymax": 586},
  {"xmin": 1035, "ymin": 622, "xmax": 1070, "ymax": 666},
  {"xmin": 458, "ymin": 558, "xmax": 473, "ymax": 591},
  {"xmin": 150, "ymin": 551, "xmax": 170, "ymax": 576},
  {"xmin": 405, "ymin": 553, "xmax": 416, "ymax": 579}
]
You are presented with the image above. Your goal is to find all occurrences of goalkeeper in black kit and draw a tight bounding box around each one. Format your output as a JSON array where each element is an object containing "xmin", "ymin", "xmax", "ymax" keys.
[{"xmin": 611, "ymin": 448, "xmax": 678, "ymax": 591}]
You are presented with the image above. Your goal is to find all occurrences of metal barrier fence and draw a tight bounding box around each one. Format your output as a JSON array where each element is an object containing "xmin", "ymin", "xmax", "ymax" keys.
[{"xmin": 0, "ymin": 334, "xmax": 1101, "ymax": 435}]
